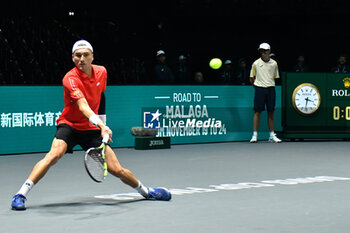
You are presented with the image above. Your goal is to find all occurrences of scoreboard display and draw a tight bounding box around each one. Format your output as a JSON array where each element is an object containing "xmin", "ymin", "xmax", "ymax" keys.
[{"xmin": 281, "ymin": 72, "xmax": 350, "ymax": 139}]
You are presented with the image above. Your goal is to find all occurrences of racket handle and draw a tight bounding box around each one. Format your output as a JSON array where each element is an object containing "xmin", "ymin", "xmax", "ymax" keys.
[{"xmin": 102, "ymin": 133, "xmax": 109, "ymax": 144}]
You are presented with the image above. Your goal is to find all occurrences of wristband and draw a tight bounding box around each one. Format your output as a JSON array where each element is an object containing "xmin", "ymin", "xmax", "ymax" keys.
[
  {"xmin": 98, "ymin": 114, "xmax": 106, "ymax": 124},
  {"xmin": 89, "ymin": 114, "xmax": 103, "ymax": 127}
]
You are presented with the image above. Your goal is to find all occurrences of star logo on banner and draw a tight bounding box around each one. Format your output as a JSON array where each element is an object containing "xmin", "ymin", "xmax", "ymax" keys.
[{"xmin": 150, "ymin": 109, "xmax": 162, "ymax": 122}]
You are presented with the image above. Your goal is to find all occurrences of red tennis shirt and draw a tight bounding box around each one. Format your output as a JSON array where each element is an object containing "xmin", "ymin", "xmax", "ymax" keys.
[{"xmin": 56, "ymin": 64, "xmax": 107, "ymax": 131}]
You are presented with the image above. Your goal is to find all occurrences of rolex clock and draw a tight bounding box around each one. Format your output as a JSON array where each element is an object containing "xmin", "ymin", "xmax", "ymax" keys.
[
  {"xmin": 292, "ymin": 83, "xmax": 321, "ymax": 115},
  {"xmin": 281, "ymin": 73, "xmax": 350, "ymax": 140}
]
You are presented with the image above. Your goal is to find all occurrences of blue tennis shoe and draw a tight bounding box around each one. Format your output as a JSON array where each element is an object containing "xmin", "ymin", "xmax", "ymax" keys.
[
  {"xmin": 147, "ymin": 187, "xmax": 172, "ymax": 201},
  {"xmin": 11, "ymin": 194, "xmax": 27, "ymax": 210}
]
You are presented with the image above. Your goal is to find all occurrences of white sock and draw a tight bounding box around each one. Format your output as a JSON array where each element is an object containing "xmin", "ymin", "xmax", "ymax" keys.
[
  {"xmin": 270, "ymin": 131, "xmax": 275, "ymax": 137},
  {"xmin": 253, "ymin": 131, "xmax": 258, "ymax": 137},
  {"xmin": 134, "ymin": 181, "xmax": 149, "ymax": 197},
  {"xmin": 17, "ymin": 179, "xmax": 34, "ymax": 197}
]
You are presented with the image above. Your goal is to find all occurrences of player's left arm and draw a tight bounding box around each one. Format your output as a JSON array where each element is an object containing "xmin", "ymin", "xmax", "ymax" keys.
[
  {"xmin": 98, "ymin": 68, "xmax": 107, "ymax": 123},
  {"xmin": 98, "ymin": 92, "xmax": 106, "ymax": 124},
  {"xmin": 274, "ymin": 61, "xmax": 280, "ymax": 79}
]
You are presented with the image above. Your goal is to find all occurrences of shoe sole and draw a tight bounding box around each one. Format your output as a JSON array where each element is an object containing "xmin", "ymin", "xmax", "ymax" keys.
[
  {"xmin": 268, "ymin": 140, "xmax": 282, "ymax": 143},
  {"xmin": 11, "ymin": 206, "xmax": 26, "ymax": 211}
]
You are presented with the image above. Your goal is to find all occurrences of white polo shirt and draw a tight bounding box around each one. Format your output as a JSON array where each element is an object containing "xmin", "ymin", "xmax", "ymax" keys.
[{"xmin": 250, "ymin": 58, "xmax": 280, "ymax": 87}]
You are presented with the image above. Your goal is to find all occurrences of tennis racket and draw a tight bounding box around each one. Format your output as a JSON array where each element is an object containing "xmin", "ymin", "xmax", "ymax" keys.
[{"xmin": 84, "ymin": 133, "xmax": 109, "ymax": 183}]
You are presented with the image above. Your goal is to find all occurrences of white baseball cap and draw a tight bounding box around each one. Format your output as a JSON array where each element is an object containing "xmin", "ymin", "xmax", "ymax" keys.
[
  {"xmin": 258, "ymin": 42, "xmax": 271, "ymax": 50},
  {"xmin": 156, "ymin": 50, "xmax": 165, "ymax": 56},
  {"xmin": 72, "ymin": 40, "xmax": 93, "ymax": 53}
]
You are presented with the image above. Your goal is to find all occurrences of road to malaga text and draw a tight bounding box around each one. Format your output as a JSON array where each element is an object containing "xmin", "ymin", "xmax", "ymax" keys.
[{"xmin": 157, "ymin": 92, "xmax": 227, "ymax": 137}]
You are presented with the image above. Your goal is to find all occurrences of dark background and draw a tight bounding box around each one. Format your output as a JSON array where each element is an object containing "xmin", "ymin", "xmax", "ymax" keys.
[{"xmin": 1, "ymin": 0, "xmax": 350, "ymax": 84}]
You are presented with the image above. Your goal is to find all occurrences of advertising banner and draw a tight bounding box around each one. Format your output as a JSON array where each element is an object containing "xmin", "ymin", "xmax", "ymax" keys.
[{"xmin": 0, "ymin": 86, "xmax": 281, "ymax": 154}]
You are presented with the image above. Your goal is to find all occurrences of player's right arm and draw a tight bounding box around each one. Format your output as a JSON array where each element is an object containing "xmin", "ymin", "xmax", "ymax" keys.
[
  {"xmin": 76, "ymin": 98, "xmax": 112, "ymax": 140},
  {"xmin": 249, "ymin": 62, "xmax": 257, "ymax": 85}
]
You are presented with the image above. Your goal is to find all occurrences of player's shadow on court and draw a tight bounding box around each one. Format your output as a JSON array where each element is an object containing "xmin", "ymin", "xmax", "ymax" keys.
[{"xmin": 28, "ymin": 197, "xmax": 145, "ymax": 217}]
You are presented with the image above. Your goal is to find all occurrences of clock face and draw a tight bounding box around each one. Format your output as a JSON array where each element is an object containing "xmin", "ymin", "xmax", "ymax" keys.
[{"xmin": 292, "ymin": 83, "xmax": 321, "ymax": 115}]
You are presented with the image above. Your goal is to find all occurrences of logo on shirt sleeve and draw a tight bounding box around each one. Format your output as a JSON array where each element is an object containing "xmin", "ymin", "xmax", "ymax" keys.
[{"xmin": 72, "ymin": 89, "xmax": 83, "ymax": 98}]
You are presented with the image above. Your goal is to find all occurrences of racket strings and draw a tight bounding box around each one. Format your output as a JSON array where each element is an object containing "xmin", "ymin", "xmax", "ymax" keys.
[
  {"xmin": 86, "ymin": 149, "xmax": 105, "ymax": 181},
  {"xmin": 89, "ymin": 150, "xmax": 103, "ymax": 163}
]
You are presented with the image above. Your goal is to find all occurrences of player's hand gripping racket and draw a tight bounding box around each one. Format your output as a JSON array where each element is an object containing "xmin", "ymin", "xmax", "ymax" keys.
[{"xmin": 84, "ymin": 133, "xmax": 109, "ymax": 182}]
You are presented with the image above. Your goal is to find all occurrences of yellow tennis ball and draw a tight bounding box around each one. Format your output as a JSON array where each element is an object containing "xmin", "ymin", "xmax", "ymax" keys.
[{"xmin": 209, "ymin": 58, "xmax": 222, "ymax": 69}]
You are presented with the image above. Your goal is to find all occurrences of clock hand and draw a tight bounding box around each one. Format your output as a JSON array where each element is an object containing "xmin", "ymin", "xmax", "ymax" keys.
[{"xmin": 305, "ymin": 97, "xmax": 309, "ymax": 108}]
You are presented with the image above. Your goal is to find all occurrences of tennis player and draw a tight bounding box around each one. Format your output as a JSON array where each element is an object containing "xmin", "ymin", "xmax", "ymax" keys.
[
  {"xmin": 249, "ymin": 42, "xmax": 281, "ymax": 143},
  {"xmin": 11, "ymin": 40, "xmax": 171, "ymax": 210}
]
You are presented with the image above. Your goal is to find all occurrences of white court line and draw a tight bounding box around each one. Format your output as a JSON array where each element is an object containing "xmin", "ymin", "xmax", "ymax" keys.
[{"xmin": 94, "ymin": 176, "xmax": 350, "ymax": 201}]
